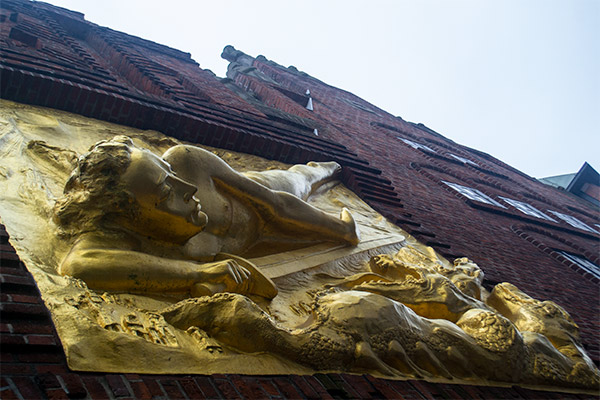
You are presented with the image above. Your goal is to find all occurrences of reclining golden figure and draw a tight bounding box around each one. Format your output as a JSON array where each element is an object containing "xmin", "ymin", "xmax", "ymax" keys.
[
  {"xmin": 54, "ymin": 136, "xmax": 359, "ymax": 298},
  {"xmin": 50, "ymin": 135, "xmax": 599, "ymax": 390}
]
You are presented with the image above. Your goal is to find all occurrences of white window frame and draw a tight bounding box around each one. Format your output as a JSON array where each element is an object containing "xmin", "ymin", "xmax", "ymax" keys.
[
  {"xmin": 498, "ymin": 197, "xmax": 556, "ymax": 221},
  {"xmin": 546, "ymin": 210, "xmax": 599, "ymax": 234},
  {"xmin": 556, "ymin": 250, "xmax": 600, "ymax": 279},
  {"xmin": 449, "ymin": 153, "xmax": 477, "ymax": 166},
  {"xmin": 397, "ymin": 137, "xmax": 436, "ymax": 153},
  {"xmin": 442, "ymin": 181, "xmax": 506, "ymax": 208}
]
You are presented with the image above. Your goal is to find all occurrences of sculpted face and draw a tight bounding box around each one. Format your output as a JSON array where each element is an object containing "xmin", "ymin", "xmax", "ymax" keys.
[{"xmin": 119, "ymin": 148, "xmax": 208, "ymax": 242}]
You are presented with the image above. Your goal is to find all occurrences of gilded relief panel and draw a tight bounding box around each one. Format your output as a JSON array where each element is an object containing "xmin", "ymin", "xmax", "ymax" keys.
[{"xmin": 0, "ymin": 100, "xmax": 597, "ymax": 393}]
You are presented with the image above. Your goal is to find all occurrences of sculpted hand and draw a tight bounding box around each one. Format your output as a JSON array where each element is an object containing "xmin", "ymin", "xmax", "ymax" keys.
[
  {"xmin": 190, "ymin": 254, "xmax": 278, "ymax": 299},
  {"xmin": 192, "ymin": 259, "xmax": 252, "ymax": 296}
]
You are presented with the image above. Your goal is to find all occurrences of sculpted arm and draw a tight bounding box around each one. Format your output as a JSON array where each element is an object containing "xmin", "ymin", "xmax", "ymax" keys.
[
  {"xmin": 213, "ymin": 173, "xmax": 360, "ymax": 245},
  {"xmin": 166, "ymin": 146, "xmax": 328, "ymax": 205},
  {"xmin": 59, "ymin": 236, "xmax": 250, "ymax": 293},
  {"xmin": 164, "ymin": 145, "xmax": 359, "ymax": 245}
]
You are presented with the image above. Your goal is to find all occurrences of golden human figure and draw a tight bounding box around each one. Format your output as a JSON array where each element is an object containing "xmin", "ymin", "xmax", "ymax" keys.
[{"xmin": 54, "ymin": 136, "xmax": 359, "ymax": 298}]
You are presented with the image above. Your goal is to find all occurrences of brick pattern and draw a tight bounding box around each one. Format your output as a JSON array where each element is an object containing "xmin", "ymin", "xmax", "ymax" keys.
[
  {"xmin": 1, "ymin": 0, "xmax": 411, "ymax": 238},
  {"xmin": 1, "ymin": 1, "xmax": 600, "ymax": 399},
  {"xmin": 510, "ymin": 225, "xmax": 600, "ymax": 363}
]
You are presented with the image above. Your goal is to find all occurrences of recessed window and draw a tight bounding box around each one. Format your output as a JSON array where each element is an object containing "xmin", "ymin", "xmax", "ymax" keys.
[
  {"xmin": 499, "ymin": 197, "xmax": 556, "ymax": 221},
  {"xmin": 546, "ymin": 210, "xmax": 599, "ymax": 234},
  {"xmin": 398, "ymin": 138, "xmax": 436, "ymax": 153},
  {"xmin": 442, "ymin": 181, "xmax": 505, "ymax": 207},
  {"xmin": 342, "ymin": 97, "xmax": 377, "ymax": 114},
  {"xmin": 555, "ymin": 250, "xmax": 600, "ymax": 279},
  {"xmin": 449, "ymin": 154, "xmax": 477, "ymax": 166}
]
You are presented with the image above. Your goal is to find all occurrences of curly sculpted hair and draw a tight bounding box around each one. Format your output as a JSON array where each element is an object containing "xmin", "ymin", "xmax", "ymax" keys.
[{"xmin": 53, "ymin": 136, "xmax": 139, "ymax": 236}]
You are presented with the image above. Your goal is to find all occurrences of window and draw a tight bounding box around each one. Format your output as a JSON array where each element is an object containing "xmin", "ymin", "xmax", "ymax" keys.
[
  {"xmin": 499, "ymin": 197, "xmax": 556, "ymax": 221},
  {"xmin": 449, "ymin": 154, "xmax": 477, "ymax": 166},
  {"xmin": 398, "ymin": 138, "xmax": 436, "ymax": 153},
  {"xmin": 546, "ymin": 210, "xmax": 599, "ymax": 234},
  {"xmin": 555, "ymin": 250, "xmax": 600, "ymax": 279},
  {"xmin": 342, "ymin": 97, "xmax": 377, "ymax": 114},
  {"xmin": 442, "ymin": 181, "xmax": 506, "ymax": 207}
]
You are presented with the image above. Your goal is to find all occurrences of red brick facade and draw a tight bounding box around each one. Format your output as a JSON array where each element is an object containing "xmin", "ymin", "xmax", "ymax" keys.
[{"xmin": 1, "ymin": 1, "xmax": 598, "ymax": 398}]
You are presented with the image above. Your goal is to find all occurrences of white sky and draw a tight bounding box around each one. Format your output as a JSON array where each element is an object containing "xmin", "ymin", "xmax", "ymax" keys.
[{"xmin": 41, "ymin": 0, "xmax": 599, "ymax": 178}]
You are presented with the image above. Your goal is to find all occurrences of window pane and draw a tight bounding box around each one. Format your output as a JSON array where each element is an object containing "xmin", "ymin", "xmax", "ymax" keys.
[
  {"xmin": 547, "ymin": 210, "xmax": 599, "ymax": 234},
  {"xmin": 442, "ymin": 181, "xmax": 505, "ymax": 208},
  {"xmin": 556, "ymin": 251, "xmax": 600, "ymax": 279},
  {"xmin": 398, "ymin": 137, "xmax": 436, "ymax": 153},
  {"xmin": 498, "ymin": 197, "xmax": 556, "ymax": 221},
  {"xmin": 449, "ymin": 154, "xmax": 477, "ymax": 166}
]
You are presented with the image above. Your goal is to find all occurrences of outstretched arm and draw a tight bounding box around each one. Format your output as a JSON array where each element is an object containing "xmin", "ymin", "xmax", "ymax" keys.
[
  {"xmin": 59, "ymin": 235, "xmax": 256, "ymax": 294},
  {"xmin": 243, "ymin": 161, "xmax": 341, "ymax": 200},
  {"xmin": 215, "ymin": 177, "xmax": 359, "ymax": 245}
]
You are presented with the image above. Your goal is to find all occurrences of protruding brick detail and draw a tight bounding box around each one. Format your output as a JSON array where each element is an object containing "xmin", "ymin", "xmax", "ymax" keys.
[
  {"xmin": 0, "ymin": 224, "xmax": 66, "ymax": 376},
  {"xmin": 0, "ymin": 0, "xmax": 410, "ymax": 227}
]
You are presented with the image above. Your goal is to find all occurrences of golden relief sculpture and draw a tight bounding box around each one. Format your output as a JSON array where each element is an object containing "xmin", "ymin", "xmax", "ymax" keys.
[
  {"xmin": 54, "ymin": 134, "xmax": 358, "ymax": 298},
  {"xmin": 0, "ymin": 100, "xmax": 598, "ymax": 393}
]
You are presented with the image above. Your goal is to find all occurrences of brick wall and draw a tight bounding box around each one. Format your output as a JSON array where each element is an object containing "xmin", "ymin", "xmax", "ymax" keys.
[{"xmin": 1, "ymin": 1, "xmax": 599, "ymax": 398}]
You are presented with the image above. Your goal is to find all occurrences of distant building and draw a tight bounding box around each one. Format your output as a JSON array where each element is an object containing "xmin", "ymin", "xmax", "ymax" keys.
[{"xmin": 540, "ymin": 162, "xmax": 600, "ymax": 207}]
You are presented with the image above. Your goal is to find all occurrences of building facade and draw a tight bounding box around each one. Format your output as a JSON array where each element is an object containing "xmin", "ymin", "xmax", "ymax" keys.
[{"xmin": 1, "ymin": 1, "xmax": 598, "ymax": 398}]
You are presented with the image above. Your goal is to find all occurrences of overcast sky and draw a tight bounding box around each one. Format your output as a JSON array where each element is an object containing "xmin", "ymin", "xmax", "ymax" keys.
[{"xmin": 42, "ymin": 0, "xmax": 599, "ymax": 178}]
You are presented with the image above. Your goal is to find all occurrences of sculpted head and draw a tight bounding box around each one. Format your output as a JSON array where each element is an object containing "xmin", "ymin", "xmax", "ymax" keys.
[{"xmin": 54, "ymin": 136, "xmax": 207, "ymax": 243}]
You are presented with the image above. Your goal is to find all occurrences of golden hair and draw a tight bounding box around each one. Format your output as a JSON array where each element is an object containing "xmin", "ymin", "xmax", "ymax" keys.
[{"xmin": 53, "ymin": 136, "xmax": 138, "ymax": 236}]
